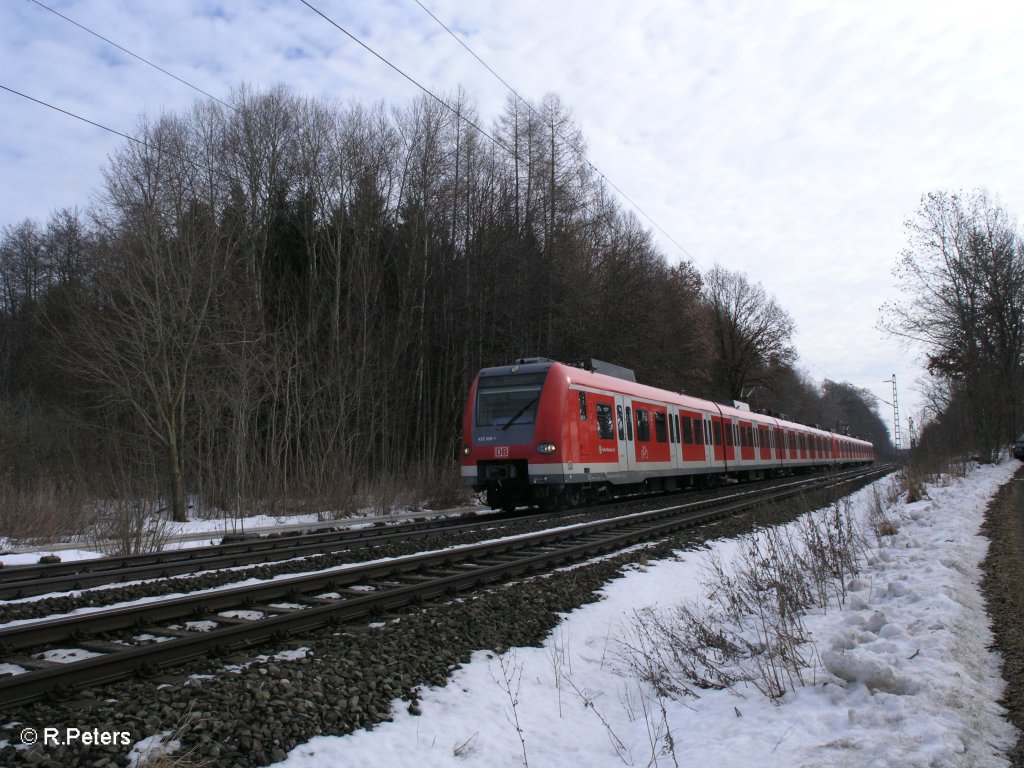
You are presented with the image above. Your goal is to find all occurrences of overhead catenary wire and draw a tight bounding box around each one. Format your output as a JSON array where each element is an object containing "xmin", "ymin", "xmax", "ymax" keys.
[
  {"xmin": 802, "ymin": 358, "xmax": 894, "ymax": 407},
  {"xmin": 309, "ymin": 0, "xmax": 883, "ymax": 407},
  {"xmin": 24, "ymin": 0, "xmax": 696, "ymax": 267},
  {"xmin": 408, "ymin": 1, "xmax": 904, "ymax": 416},
  {"xmin": 28, "ymin": 0, "xmax": 236, "ymax": 113},
  {"xmin": 298, "ymin": 0, "xmax": 524, "ymax": 167},
  {"xmin": 300, "ymin": 0, "xmax": 701, "ymax": 267},
  {"xmin": 9, "ymin": 3, "xmax": 528, "ymax": 211},
  {"xmin": 0, "ymin": 83, "xmax": 228, "ymax": 185},
  {"xmin": 410, "ymin": 0, "xmax": 701, "ymax": 268}
]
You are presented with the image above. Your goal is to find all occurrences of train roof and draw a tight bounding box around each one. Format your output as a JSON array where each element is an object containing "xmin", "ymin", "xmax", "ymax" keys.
[{"xmin": 476, "ymin": 360, "xmax": 873, "ymax": 447}]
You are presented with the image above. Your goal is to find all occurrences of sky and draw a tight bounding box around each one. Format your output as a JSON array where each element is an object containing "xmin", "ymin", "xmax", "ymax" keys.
[{"xmin": 3, "ymin": 0, "xmax": 1024, "ymax": 445}]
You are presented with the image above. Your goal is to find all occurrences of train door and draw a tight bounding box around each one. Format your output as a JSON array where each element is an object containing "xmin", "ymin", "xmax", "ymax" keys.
[
  {"xmin": 707, "ymin": 415, "xmax": 717, "ymax": 466},
  {"xmin": 716, "ymin": 418, "xmax": 726, "ymax": 463},
  {"xmin": 669, "ymin": 409, "xmax": 682, "ymax": 468},
  {"xmin": 613, "ymin": 394, "xmax": 636, "ymax": 477},
  {"xmin": 679, "ymin": 411, "xmax": 704, "ymax": 468},
  {"xmin": 707, "ymin": 415, "xmax": 724, "ymax": 465},
  {"xmin": 723, "ymin": 417, "xmax": 736, "ymax": 464},
  {"xmin": 758, "ymin": 425, "xmax": 771, "ymax": 463},
  {"xmin": 577, "ymin": 390, "xmax": 618, "ymax": 466}
]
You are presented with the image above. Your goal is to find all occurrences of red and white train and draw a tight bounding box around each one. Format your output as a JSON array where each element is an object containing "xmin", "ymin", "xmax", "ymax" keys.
[{"xmin": 460, "ymin": 358, "xmax": 874, "ymax": 511}]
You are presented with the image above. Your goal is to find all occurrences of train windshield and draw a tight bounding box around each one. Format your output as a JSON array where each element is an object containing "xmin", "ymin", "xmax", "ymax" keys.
[{"xmin": 475, "ymin": 372, "xmax": 548, "ymax": 428}]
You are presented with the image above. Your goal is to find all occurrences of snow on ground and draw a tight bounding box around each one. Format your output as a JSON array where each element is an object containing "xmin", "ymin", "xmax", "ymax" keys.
[
  {"xmin": 275, "ymin": 462, "xmax": 1020, "ymax": 768},
  {"xmin": 0, "ymin": 549, "xmax": 105, "ymax": 566},
  {"xmin": 0, "ymin": 499, "xmax": 484, "ymax": 561}
]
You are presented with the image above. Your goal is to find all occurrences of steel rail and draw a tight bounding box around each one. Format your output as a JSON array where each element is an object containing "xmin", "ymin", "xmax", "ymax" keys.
[
  {"xmin": 0, "ymin": 466, "xmax": 890, "ymax": 710},
  {"xmin": 0, "ymin": 468, "xmax": 874, "ymax": 599},
  {"xmin": 0, "ymin": 511, "xmax": 522, "ymax": 598},
  {"xmin": 0, "ymin": 467, "xmax": 881, "ymax": 650}
]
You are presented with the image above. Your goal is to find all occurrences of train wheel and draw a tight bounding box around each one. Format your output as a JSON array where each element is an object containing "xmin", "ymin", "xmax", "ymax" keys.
[
  {"xmin": 486, "ymin": 488, "xmax": 508, "ymax": 512},
  {"xmin": 539, "ymin": 490, "xmax": 563, "ymax": 513},
  {"xmin": 565, "ymin": 488, "xmax": 583, "ymax": 508}
]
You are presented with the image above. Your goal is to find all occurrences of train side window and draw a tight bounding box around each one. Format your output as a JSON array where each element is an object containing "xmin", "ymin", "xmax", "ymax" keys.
[
  {"xmin": 616, "ymin": 405, "xmax": 625, "ymax": 440},
  {"xmin": 636, "ymin": 409, "xmax": 650, "ymax": 442},
  {"xmin": 713, "ymin": 421, "xmax": 722, "ymax": 446},
  {"xmin": 626, "ymin": 407, "xmax": 634, "ymax": 441},
  {"xmin": 705, "ymin": 419, "xmax": 712, "ymax": 445},
  {"xmin": 683, "ymin": 417, "xmax": 694, "ymax": 445},
  {"xmin": 668, "ymin": 412, "xmax": 676, "ymax": 443},
  {"xmin": 655, "ymin": 411, "xmax": 667, "ymax": 443},
  {"xmin": 674, "ymin": 415, "xmax": 681, "ymax": 443},
  {"xmin": 596, "ymin": 403, "xmax": 614, "ymax": 440},
  {"xmin": 726, "ymin": 424, "xmax": 733, "ymax": 447},
  {"xmin": 578, "ymin": 391, "xmax": 587, "ymax": 420}
]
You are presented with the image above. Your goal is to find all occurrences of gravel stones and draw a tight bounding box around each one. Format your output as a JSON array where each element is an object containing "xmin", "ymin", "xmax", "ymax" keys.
[
  {"xmin": 0, "ymin": 486, "xmax": 856, "ymax": 766},
  {"xmin": 0, "ymin": 506, "xmax": 638, "ymax": 625}
]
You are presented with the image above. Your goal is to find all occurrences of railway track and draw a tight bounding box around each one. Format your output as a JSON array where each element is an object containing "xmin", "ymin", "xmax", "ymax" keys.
[
  {"xmin": 0, "ymin": 465, "xmax": 890, "ymax": 710},
  {"xmin": 0, "ymin": 470, "xmax": 873, "ymax": 601},
  {"xmin": 0, "ymin": 509, "xmax": 528, "ymax": 600}
]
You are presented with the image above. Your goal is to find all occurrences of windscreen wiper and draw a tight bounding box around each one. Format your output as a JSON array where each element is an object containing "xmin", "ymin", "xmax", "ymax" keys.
[{"xmin": 501, "ymin": 396, "xmax": 538, "ymax": 431}]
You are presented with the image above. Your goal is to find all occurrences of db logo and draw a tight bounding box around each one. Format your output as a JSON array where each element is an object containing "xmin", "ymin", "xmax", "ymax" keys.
[{"xmin": 495, "ymin": 447, "xmax": 509, "ymax": 458}]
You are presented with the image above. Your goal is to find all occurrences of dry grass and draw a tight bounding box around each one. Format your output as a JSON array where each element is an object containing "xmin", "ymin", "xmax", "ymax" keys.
[
  {"xmin": 87, "ymin": 496, "xmax": 173, "ymax": 556},
  {"xmin": 617, "ymin": 500, "xmax": 868, "ymax": 702},
  {"xmin": 129, "ymin": 701, "xmax": 215, "ymax": 767},
  {"xmin": 0, "ymin": 479, "xmax": 90, "ymax": 543},
  {"xmin": 867, "ymin": 481, "xmax": 901, "ymax": 541},
  {"xmin": 328, "ymin": 463, "xmax": 472, "ymax": 520}
]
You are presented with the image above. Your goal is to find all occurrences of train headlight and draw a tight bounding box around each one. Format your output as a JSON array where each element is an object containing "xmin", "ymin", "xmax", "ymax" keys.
[
  {"xmin": 535, "ymin": 442, "xmax": 557, "ymax": 455},
  {"xmin": 461, "ymin": 445, "xmax": 471, "ymax": 457}
]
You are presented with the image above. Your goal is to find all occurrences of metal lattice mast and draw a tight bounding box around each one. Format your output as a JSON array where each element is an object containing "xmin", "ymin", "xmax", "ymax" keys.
[{"xmin": 884, "ymin": 374, "xmax": 901, "ymax": 451}]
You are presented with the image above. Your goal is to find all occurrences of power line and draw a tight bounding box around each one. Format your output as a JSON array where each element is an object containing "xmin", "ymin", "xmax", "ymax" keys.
[
  {"xmin": 804, "ymin": 358, "xmax": 894, "ymax": 407},
  {"xmin": 298, "ymin": 0, "xmax": 519, "ymax": 163},
  {"xmin": 300, "ymin": 0, "xmax": 700, "ymax": 266},
  {"xmin": 1, "ymin": 83, "xmax": 139, "ymax": 146},
  {"xmin": 309, "ymin": 1, "xmax": 885, "ymax": 406},
  {"xmin": 410, "ymin": 0, "xmax": 701, "ymax": 267},
  {"xmin": 28, "ymin": 0, "xmax": 235, "ymax": 112},
  {"xmin": 0, "ymin": 83, "xmax": 224, "ymax": 182},
  {"xmin": 412, "ymin": 0, "xmax": 531, "ymax": 115},
  {"xmin": 409, "ymin": 2, "xmax": 900, "ymax": 414}
]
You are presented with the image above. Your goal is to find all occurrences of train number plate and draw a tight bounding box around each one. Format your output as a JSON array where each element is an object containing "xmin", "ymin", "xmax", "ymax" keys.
[{"xmin": 495, "ymin": 447, "xmax": 509, "ymax": 458}]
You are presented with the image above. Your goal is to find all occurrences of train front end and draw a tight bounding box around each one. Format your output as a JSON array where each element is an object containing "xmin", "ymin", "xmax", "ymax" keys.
[{"xmin": 460, "ymin": 359, "xmax": 566, "ymax": 511}]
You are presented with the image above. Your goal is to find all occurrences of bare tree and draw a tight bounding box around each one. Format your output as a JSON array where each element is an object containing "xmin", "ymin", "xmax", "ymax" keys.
[
  {"xmin": 57, "ymin": 115, "xmax": 235, "ymax": 521},
  {"xmin": 703, "ymin": 265, "xmax": 797, "ymax": 402},
  {"xmin": 881, "ymin": 189, "xmax": 1024, "ymax": 459},
  {"xmin": 2, "ymin": 83, "xmax": 771, "ymax": 527}
]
